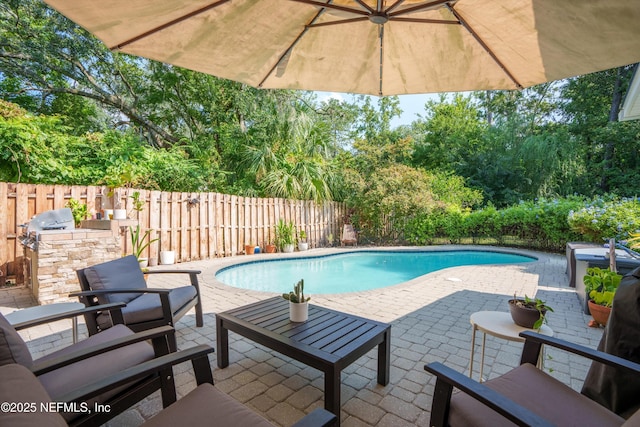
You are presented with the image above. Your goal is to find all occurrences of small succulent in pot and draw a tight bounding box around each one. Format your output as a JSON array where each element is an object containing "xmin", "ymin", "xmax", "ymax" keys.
[
  {"xmin": 282, "ymin": 279, "xmax": 310, "ymax": 304},
  {"xmin": 508, "ymin": 295, "xmax": 553, "ymax": 330}
]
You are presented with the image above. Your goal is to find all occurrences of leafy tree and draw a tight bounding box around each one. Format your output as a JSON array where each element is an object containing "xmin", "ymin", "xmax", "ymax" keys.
[
  {"xmin": 0, "ymin": 0, "xmax": 179, "ymax": 146},
  {"xmin": 412, "ymin": 94, "xmax": 486, "ymax": 172},
  {"xmin": 561, "ymin": 65, "xmax": 640, "ymax": 194}
]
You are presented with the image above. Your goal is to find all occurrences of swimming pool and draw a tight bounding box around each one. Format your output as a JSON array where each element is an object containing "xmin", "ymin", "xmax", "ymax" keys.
[{"xmin": 215, "ymin": 250, "xmax": 536, "ymax": 294}]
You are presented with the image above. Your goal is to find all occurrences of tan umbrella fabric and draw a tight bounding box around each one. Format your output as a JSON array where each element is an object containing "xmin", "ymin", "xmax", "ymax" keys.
[{"xmin": 43, "ymin": 0, "xmax": 640, "ymax": 96}]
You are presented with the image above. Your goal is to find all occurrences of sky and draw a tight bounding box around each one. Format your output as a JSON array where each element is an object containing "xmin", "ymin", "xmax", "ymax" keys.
[{"xmin": 317, "ymin": 92, "xmax": 440, "ymax": 128}]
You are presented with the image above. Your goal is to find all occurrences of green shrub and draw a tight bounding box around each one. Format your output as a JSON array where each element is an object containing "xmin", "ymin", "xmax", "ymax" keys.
[{"xmin": 568, "ymin": 196, "xmax": 640, "ymax": 243}]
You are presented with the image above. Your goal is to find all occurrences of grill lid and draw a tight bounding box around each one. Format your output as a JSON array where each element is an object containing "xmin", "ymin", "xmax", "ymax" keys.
[{"xmin": 27, "ymin": 208, "xmax": 75, "ymax": 234}]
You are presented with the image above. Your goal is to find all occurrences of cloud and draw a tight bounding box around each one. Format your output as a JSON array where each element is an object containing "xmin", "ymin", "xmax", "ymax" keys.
[{"xmin": 317, "ymin": 92, "xmax": 344, "ymax": 103}]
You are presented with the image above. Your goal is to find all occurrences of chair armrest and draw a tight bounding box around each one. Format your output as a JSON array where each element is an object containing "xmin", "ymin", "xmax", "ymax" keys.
[
  {"xmin": 291, "ymin": 408, "xmax": 337, "ymax": 427},
  {"xmin": 519, "ymin": 331, "xmax": 640, "ymax": 374},
  {"xmin": 144, "ymin": 269, "xmax": 201, "ymax": 275},
  {"xmin": 11, "ymin": 302, "xmax": 126, "ymax": 330},
  {"xmin": 31, "ymin": 325, "xmax": 175, "ymax": 376},
  {"xmin": 424, "ymin": 362, "xmax": 554, "ymax": 427},
  {"xmin": 145, "ymin": 270, "xmax": 202, "ymax": 297},
  {"xmin": 57, "ymin": 344, "xmax": 214, "ymax": 404},
  {"xmin": 69, "ymin": 288, "xmax": 171, "ymax": 297}
]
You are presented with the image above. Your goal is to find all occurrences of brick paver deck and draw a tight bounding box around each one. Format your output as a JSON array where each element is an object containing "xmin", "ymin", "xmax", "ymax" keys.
[{"xmin": 0, "ymin": 245, "xmax": 604, "ymax": 426}]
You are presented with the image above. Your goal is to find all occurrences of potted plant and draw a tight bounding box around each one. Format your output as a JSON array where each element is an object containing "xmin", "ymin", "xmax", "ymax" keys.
[
  {"xmin": 282, "ymin": 279, "xmax": 310, "ymax": 322},
  {"xmin": 508, "ymin": 295, "xmax": 553, "ymax": 329},
  {"xmin": 245, "ymin": 242, "xmax": 256, "ymax": 255},
  {"xmin": 129, "ymin": 225, "xmax": 159, "ymax": 268},
  {"xmin": 275, "ymin": 219, "xmax": 295, "ymax": 253},
  {"xmin": 583, "ymin": 266, "xmax": 622, "ymax": 327},
  {"xmin": 265, "ymin": 240, "xmax": 277, "ymax": 253},
  {"xmin": 298, "ymin": 229, "xmax": 308, "ymax": 251}
]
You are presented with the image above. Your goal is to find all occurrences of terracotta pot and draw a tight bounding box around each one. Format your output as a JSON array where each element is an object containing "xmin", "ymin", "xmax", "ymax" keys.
[
  {"xmin": 508, "ymin": 299, "xmax": 545, "ymax": 329},
  {"xmin": 588, "ymin": 300, "xmax": 611, "ymax": 326},
  {"xmin": 265, "ymin": 244, "xmax": 276, "ymax": 253},
  {"xmin": 245, "ymin": 245, "xmax": 255, "ymax": 255}
]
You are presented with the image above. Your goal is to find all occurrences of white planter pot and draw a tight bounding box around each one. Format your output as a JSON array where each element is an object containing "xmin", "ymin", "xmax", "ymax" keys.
[
  {"xmin": 282, "ymin": 244, "xmax": 295, "ymax": 253},
  {"xmin": 289, "ymin": 301, "xmax": 308, "ymax": 322},
  {"xmin": 103, "ymin": 209, "xmax": 114, "ymax": 220},
  {"xmin": 298, "ymin": 242, "xmax": 309, "ymax": 251},
  {"xmin": 138, "ymin": 258, "xmax": 149, "ymax": 269},
  {"xmin": 160, "ymin": 250, "xmax": 175, "ymax": 265},
  {"xmin": 113, "ymin": 209, "xmax": 127, "ymax": 220}
]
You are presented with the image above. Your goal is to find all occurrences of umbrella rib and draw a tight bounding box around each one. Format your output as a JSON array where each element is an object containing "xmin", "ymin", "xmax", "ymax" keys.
[
  {"xmin": 390, "ymin": 17, "xmax": 459, "ymax": 25},
  {"xmin": 290, "ymin": 0, "xmax": 369, "ymax": 17},
  {"xmin": 108, "ymin": 0, "xmax": 231, "ymax": 50},
  {"xmin": 386, "ymin": 0, "xmax": 406, "ymax": 14},
  {"xmin": 308, "ymin": 17, "xmax": 370, "ymax": 28},
  {"xmin": 259, "ymin": 3, "xmax": 329, "ymax": 87},
  {"xmin": 447, "ymin": 4, "xmax": 523, "ymax": 89},
  {"xmin": 355, "ymin": 0, "xmax": 375, "ymax": 13},
  {"xmin": 387, "ymin": 0, "xmax": 452, "ymax": 17}
]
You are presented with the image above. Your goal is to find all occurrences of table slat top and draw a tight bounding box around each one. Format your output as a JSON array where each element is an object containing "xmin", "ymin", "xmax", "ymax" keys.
[{"xmin": 218, "ymin": 297, "xmax": 390, "ymax": 360}]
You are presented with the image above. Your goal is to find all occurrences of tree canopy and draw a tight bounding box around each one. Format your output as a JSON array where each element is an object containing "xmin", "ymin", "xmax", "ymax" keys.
[{"xmin": 1, "ymin": 0, "xmax": 639, "ymax": 218}]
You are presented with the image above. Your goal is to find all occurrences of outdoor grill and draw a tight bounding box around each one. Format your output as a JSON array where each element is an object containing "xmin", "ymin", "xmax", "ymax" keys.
[{"xmin": 19, "ymin": 208, "xmax": 75, "ymax": 251}]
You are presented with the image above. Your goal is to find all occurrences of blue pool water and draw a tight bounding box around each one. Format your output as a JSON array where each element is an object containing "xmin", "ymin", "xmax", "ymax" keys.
[{"xmin": 215, "ymin": 250, "xmax": 536, "ymax": 294}]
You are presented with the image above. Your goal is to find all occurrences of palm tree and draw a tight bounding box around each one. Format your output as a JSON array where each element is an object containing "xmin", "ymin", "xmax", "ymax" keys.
[{"xmin": 239, "ymin": 101, "xmax": 339, "ymax": 202}]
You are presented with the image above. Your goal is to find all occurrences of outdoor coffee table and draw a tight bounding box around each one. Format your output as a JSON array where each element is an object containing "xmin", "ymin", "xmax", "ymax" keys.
[{"xmin": 216, "ymin": 297, "xmax": 391, "ymax": 423}]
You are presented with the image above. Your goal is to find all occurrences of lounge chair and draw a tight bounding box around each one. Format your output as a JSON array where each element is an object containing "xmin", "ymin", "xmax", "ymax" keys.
[
  {"xmin": 424, "ymin": 330, "xmax": 640, "ymax": 427},
  {"xmin": 0, "ymin": 303, "xmax": 177, "ymax": 426},
  {"xmin": 73, "ymin": 255, "xmax": 203, "ymax": 351},
  {"xmin": 0, "ymin": 343, "xmax": 337, "ymax": 427},
  {"xmin": 341, "ymin": 224, "xmax": 357, "ymax": 246}
]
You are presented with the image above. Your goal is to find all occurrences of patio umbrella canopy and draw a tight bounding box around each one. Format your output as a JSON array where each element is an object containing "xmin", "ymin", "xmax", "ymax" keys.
[{"xmin": 44, "ymin": 0, "xmax": 640, "ymax": 96}]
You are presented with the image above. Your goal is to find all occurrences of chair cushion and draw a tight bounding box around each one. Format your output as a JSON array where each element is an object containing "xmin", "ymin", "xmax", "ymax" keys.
[
  {"xmin": 96, "ymin": 286, "xmax": 197, "ymax": 330},
  {"xmin": 36, "ymin": 324, "xmax": 155, "ymax": 401},
  {"xmin": 83, "ymin": 255, "xmax": 147, "ymax": 305},
  {"xmin": 0, "ymin": 364, "xmax": 66, "ymax": 427},
  {"xmin": 143, "ymin": 383, "xmax": 274, "ymax": 427},
  {"xmin": 0, "ymin": 312, "xmax": 33, "ymax": 368},
  {"xmin": 623, "ymin": 409, "xmax": 640, "ymax": 427},
  {"xmin": 450, "ymin": 363, "xmax": 626, "ymax": 427}
]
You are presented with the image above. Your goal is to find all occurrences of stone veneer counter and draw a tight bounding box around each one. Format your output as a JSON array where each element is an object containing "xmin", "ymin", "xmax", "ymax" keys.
[{"xmin": 26, "ymin": 220, "xmax": 134, "ymax": 304}]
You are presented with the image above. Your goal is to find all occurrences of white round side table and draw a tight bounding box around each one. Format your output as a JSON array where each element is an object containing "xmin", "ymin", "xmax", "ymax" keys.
[{"xmin": 469, "ymin": 311, "xmax": 553, "ymax": 382}]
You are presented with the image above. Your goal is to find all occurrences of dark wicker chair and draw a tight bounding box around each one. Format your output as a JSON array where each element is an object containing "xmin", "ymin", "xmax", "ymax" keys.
[
  {"xmin": 424, "ymin": 331, "xmax": 640, "ymax": 427},
  {"xmin": 73, "ymin": 255, "xmax": 203, "ymax": 351}
]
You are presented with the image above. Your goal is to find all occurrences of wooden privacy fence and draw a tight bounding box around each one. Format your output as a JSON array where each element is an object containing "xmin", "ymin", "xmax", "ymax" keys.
[{"xmin": 0, "ymin": 182, "xmax": 347, "ymax": 280}]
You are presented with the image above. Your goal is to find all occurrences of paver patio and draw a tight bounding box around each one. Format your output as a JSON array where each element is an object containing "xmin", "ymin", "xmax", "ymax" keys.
[{"xmin": 0, "ymin": 245, "xmax": 605, "ymax": 426}]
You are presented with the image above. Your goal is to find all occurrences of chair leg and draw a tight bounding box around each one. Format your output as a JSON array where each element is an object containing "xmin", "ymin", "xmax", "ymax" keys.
[
  {"xmin": 159, "ymin": 366, "xmax": 178, "ymax": 408},
  {"xmin": 168, "ymin": 333, "xmax": 178, "ymax": 353},
  {"xmin": 430, "ymin": 377, "xmax": 454, "ymax": 427},
  {"xmin": 195, "ymin": 301, "xmax": 204, "ymax": 327}
]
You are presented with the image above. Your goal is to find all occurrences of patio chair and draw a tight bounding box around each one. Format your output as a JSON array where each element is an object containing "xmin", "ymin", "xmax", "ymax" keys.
[
  {"xmin": 341, "ymin": 224, "xmax": 357, "ymax": 246},
  {"xmin": 0, "ymin": 302, "xmax": 178, "ymax": 426},
  {"xmin": 73, "ymin": 255, "xmax": 204, "ymax": 351},
  {"xmin": 0, "ymin": 343, "xmax": 337, "ymax": 427},
  {"xmin": 424, "ymin": 330, "xmax": 640, "ymax": 427}
]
